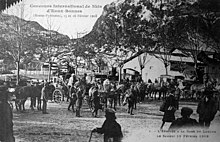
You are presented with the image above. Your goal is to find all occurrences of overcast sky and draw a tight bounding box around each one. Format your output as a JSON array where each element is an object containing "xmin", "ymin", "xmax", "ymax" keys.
[{"xmin": 5, "ymin": 0, "xmax": 115, "ymax": 38}]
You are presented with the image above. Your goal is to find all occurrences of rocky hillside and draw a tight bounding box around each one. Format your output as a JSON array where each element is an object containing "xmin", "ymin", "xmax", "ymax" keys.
[
  {"xmin": 0, "ymin": 13, "xmax": 70, "ymax": 64},
  {"xmin": 0, "ymin": 13, "xmax": 69, "ymax": 46}
]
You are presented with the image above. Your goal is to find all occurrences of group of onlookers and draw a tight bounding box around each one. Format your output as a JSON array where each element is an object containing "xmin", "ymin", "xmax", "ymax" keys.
[{"xmin": 160, "ymin": 87, "xmax": 218, "ymax": 130}]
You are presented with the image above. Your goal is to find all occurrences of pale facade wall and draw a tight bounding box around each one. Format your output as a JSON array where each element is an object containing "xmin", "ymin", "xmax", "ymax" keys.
[{"xmin": 122, "ymin": 53, "xmax": 193, "ymax": 82}]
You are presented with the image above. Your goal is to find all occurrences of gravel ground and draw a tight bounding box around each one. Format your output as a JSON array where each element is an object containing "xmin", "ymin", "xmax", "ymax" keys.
[{"xmin": 12, "ymin": 99, "xmax": 220, "ymax": 142}]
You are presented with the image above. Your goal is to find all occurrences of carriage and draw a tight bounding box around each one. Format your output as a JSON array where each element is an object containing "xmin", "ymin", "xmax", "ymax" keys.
[{"xmin": 51, "ymin": 76, "xmax": 69, "ymax": 103}]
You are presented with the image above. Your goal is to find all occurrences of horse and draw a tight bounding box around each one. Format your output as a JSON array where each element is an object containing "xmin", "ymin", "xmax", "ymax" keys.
[
  {"xmin": 190, "ymin": 83, "xmax": 205, "ymax": 100},
  {"xmin": 134, "ymin": 82, "xmax": 147, "ymax": 103},
  {"xmin": 88, "ymin": 86, "xmax": 104, "ymax": 114},
  {"xmin": 14, "ymin": 84, "xmax": 43, "ymax": 111},
  {"xmin": 57, "ymin": 82, "xmax": 69, "ymax": 102},
  {"xmin": 14, "ymin": 83, "xmax": 55, "ymax": 112},
  {"xmin": 115, "ymin": 83, "xmax": 129, "ymax": 106}
]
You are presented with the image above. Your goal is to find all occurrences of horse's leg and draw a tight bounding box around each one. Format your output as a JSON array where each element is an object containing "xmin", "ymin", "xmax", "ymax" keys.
[
  {"xmin": 154, "ymin": 90, "xmax": 157, "ymax": 100},
  {"xmin": 158, "ymin": 90, "xmax": 161, "ymax": 100},
  {"xmin": 30, "ymin": 97, "xmax": 35, "ymax": 110},
  {"xmin": 32, "ymin": 97, "xmax": 36, "ymax": 108},
  {"xmin": 133, "ymin": 98, "xmax": 137, "ymax": 110},
  {"xmin": 134, "ymin": 97, "xmax": 137, "ymax": 109},
  {"xmin": 37, "ymin": 97, "xmax": 41, "ymax": 110},
  {"xmin": 15, "ymin": 100, "xmax": 19, "ymax": 111},
  {"xmin": 19, "ymin": 102, "xmax": 22, "ymax": 112},
  {"xmin": 149, "ymin": 90, "xmax": 152, "ymax": 98},
  {"xmin": 21, "ymin": 100, "xmax": 26, "ymax": 112}
]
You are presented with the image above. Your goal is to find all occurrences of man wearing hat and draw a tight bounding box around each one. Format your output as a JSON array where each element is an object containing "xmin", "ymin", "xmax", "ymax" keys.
[
  {"xmin": 0, "ymin": 81, "xmax": 15, "ymax": 142},
  {"xmin": 68, "ymin": 73, "xmax": 77, "ymax": 89},
  {"xmin": 75, "ymin": 83, "xmax": 86, "ymax": 117},
  {"xmin": 169, "ymin": 107, "xmax": 198, "ymax": 130},
  {"xmin": 41, "ymin": 82, "xmax": 50, "ymax": 114},
  {"xmin": 92, "ymin": 108, "xmax": 123, "ymax": 142},
  {"xmin": 196, "ymin": 89, "xmax": 218, "ymax": 128}
]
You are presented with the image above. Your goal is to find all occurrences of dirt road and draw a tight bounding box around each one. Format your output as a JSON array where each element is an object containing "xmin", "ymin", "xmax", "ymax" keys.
[{"xmin": 13, "ymin": 99, "xmax": 220, "ymax": 142}]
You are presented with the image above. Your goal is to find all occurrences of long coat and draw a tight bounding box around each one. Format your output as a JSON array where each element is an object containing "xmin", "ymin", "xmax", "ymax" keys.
[
  {"xmin": 162, "ymin": 95, "xmax": 178, "ymax": 122},
  {"xmin": 41, "ymin": 86, "xmax": 50, "ymax": 102},
  {"xmin": 76, "ymin": 88, "xmax": 84, "ymax": 109},
  {"xmin": 0, "ymin": 84, "xmax": 15, "ymax": 142},
  {"xmin": 197, "ymin": 97, "xmax": 218, "ymax": 122},
  {"xmin": 96, "ymin": 119, "xmax": 123, "ymax": 142}
]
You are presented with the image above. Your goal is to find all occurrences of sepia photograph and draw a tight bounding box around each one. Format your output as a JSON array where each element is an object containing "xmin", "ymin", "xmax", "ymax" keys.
[{"xmin": 0, "ymin": 0, "xmax": 220, "ymax": 142}]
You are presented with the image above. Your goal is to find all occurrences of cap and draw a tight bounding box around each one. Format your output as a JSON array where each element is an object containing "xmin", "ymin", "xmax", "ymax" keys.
[{"xmin": 181, "ymin": 107, "xmax": 193, "ymax": 117}]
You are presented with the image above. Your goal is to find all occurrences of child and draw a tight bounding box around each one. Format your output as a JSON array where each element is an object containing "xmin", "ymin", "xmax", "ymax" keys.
[
  {"xmin": 92, "ymin": 109, "xmax": 123, "ymax": 142},
  {"xmin": 160, "ymin": 93, "xmax": 178, "ymax": 129}
]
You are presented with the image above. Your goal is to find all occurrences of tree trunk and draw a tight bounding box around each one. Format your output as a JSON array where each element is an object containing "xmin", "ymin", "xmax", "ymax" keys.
[
  {"xmin": 165, "ymin": 64, "xmax": 168, "ymax": 75},
  {"xmin": 16, "ymin": 61, "xmax": 20, "ymax": 85},
  {"xmin": 48, "ymin": 62, "xmax": 51, "ymax": 82},
  {"xmin": 118, "ymin": 65, "xmax": 123, "ymax": 82},
  {"xmin": 140, "ymin": 67, "xmax": 144, "ymax": 81}
]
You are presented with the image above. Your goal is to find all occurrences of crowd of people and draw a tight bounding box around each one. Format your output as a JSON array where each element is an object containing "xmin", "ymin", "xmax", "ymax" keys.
[
  {"xmin": 0, "ymin": 72, "xmax": 220, "ymax": 142},
  {"xmin": 160, "ymin": 87, "xmax": 218, "ymax": 130}
]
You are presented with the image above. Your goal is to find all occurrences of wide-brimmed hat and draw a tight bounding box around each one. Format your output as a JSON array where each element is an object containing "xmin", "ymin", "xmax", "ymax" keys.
[
  {"xmin": 181, "ymin": 107, "xmax": 193, "ymax": 117},
  {"xmin": 105, "ymin": 108, "xmax": 116, "ymax": 119}
]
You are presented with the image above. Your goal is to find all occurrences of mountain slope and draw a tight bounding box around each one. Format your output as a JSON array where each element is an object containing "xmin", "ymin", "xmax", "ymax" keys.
[{"xmin": 0, "ymin": 13, "xmax": 70, "ymax": 65}]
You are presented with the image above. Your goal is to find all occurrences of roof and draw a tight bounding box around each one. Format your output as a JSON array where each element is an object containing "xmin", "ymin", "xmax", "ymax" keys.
[{"xmin": 0, "ymin": 0, "xmax": 23, "ymax": 11}]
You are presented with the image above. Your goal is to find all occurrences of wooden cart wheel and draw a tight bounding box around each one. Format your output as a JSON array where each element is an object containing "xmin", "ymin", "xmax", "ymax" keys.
[{"xmin": 53, "ymin": 89, "xmax": 63, "ymax": 103}]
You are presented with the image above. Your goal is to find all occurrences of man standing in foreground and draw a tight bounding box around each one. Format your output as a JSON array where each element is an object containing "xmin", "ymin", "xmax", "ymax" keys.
[
  {"xmin": 0, "ymin": 82, "xmax": 15, "ymax": 142},
  {"xmin": 197, "ymin": 89, "xmax": 218, "ymax": 128},
  {"xmin": 169, "ymin": 107, "xmax": 199, "ymax": 130},
  {"xmin": 41, "ymin": 82, "xmax": 50, "ymax": 114}
]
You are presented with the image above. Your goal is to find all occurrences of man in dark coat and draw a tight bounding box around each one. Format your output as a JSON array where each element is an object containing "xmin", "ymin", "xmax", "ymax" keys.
[
  {"xmin": 169, "ymin": 107, "xmax": 199, "ymax": 130},
  {"xmin": 0, "ymin": 82, "xmax": 15, "ymax": 142},
  {"xmin": 124, "ymin": 84, "xmax": 136, "ymax": 115},
  {"xmin": 75, "ymin": 81, "xmax": 85, "ymax": 117},
  {"xmin": 91, "ymin": 86, "xmax": 101, "ymax": 117},
  {"xmin": 68, "ymin": 86, "xmax": 77, "ymax": 112},
  {"xmin": 160, "ymin": 94, "xmax": 178, "ymax": 129},
  {"xmin": 92, "ymin": 109, "xmax": 123, "ymax": 142},
  {"xmin": 196, "ymin": 89, "xmax": 218, "ymax": 128},
  {"xmin": 41, "ymin": 82, "xmax": 50, "ymax": 114}
]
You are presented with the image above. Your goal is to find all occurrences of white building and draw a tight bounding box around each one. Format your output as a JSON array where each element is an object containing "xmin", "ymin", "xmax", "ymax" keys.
[{"xmin": 122, "ymin": 50, "xmax": 195, "ymax": 83}]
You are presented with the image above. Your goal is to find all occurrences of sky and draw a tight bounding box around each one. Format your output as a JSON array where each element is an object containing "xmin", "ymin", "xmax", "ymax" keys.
[{"xmin": 4, "ymin": 0, "xmax": 116, "ymax": 38}]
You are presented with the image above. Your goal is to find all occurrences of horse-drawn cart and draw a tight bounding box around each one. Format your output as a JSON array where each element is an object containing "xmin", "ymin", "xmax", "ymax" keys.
[
  {"xmin": 52, "ymin": 87, "xmax": 65, "ymax": 103},
  {"xmin": 51, "ymin": 76, "xmax": 69, "ymax": 103}
]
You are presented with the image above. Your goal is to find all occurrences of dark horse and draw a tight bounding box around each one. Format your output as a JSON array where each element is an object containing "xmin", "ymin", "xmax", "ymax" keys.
[{"xmin": 14, "ymin": 84, "xmax": 43, "ymax": 111}]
